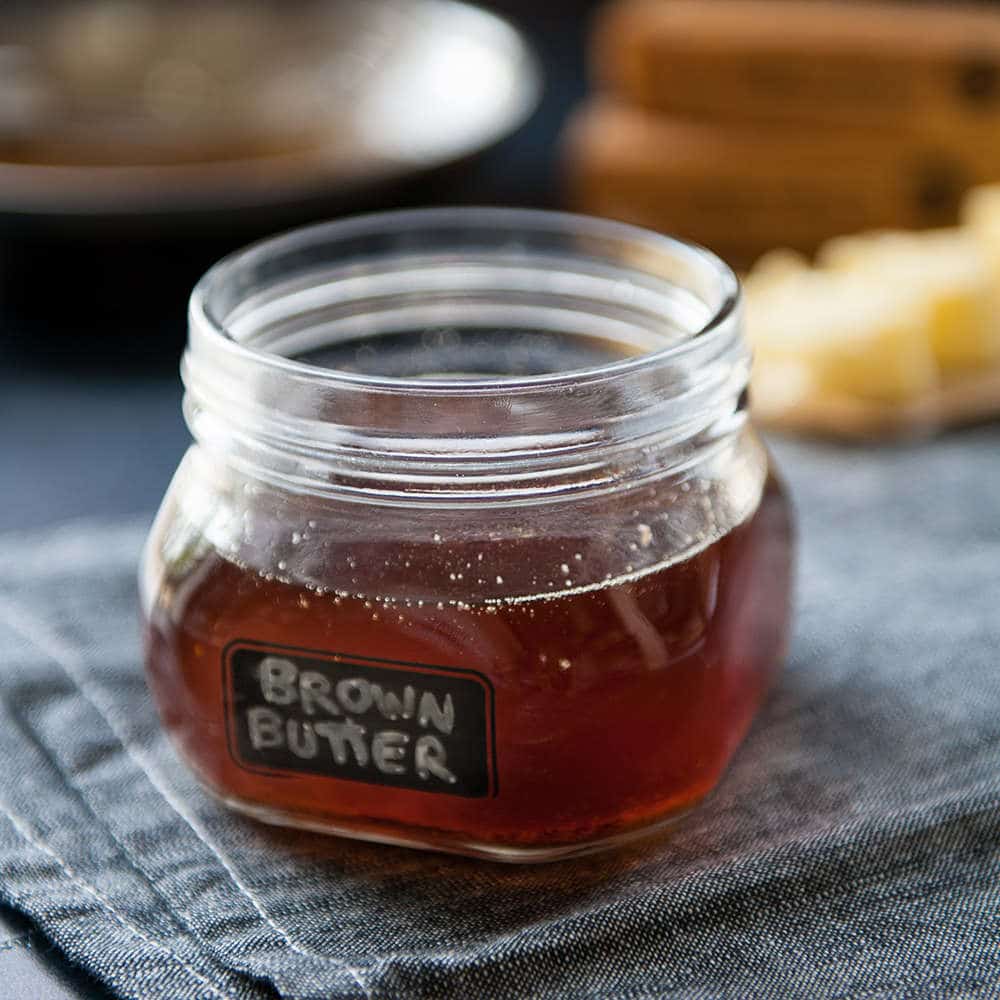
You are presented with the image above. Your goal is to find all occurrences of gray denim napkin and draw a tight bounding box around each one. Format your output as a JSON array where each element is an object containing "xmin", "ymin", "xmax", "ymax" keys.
[{"xmin": 0, "ymin": 430, "xmax": 998, "ymax": 1000}]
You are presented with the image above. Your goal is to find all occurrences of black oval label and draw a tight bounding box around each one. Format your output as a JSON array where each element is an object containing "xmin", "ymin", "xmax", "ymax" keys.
[{"xmin": 223, "ymin": 640, "xmax": 496, "ymax": 798}]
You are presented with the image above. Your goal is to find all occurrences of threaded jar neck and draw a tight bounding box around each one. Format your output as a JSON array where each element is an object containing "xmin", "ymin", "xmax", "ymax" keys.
[{"xmin": 183, "ymin": 208, "xmax": 748, "ymax": 507}]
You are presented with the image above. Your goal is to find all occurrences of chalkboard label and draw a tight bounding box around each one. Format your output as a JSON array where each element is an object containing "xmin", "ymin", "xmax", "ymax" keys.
[{"xmin": 223, "ymin": 641, "xmax": 496, "ymax": 798}]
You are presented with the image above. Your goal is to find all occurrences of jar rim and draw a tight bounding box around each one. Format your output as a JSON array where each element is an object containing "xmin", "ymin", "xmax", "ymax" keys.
[
  {"xmin": 188, "ymin": 206, "xmax": 741, "ymax": 393},
  {"xmin": 182, "ymin": 207, "xmax": 750, "ymax": 505}
]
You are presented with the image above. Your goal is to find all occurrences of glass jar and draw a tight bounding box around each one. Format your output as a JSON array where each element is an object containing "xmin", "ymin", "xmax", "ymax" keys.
[{"xmin": 140, "ymin": 208, "xmax": 794, "ymax": 862}]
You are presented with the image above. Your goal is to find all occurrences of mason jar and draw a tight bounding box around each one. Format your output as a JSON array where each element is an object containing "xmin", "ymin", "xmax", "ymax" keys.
[{"xmin": 140, "ymin": 208, "xmax": 794, "ymax": 862}]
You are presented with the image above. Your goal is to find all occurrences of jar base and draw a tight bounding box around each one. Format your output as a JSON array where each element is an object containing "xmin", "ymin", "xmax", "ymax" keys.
[{"xmin": 207, "ymin": 785, "xmax": 697, "ymax": 864}]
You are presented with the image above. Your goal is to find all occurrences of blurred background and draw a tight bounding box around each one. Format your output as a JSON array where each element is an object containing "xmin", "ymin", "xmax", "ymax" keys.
[
  {"xmin": 6, "ymin": 0, "xmax": 1000, "ymax": 524},
  {"xmin": 0, "ymin": 0, "xmax": 598, "ymax": 532},
  {"xmin": 4, "ymin": 3, "xmax": 1000, "ymax": 994}
]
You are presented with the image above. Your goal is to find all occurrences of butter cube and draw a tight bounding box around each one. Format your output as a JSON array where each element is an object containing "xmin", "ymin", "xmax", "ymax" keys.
[
  {"xmin": 962, "ymin": 183, "xmax": 1000, "ymax": 360},
  {"xmin": 745, "ymin": 265, "xmax": 938, "ymax": 404},
  {"xmin": 819, "ymin": 228, "xmax": 1000, "ymax": 372},
  {"xmin": 962, "ymin": 184, "xmax": 1000, "ymax": 282}
]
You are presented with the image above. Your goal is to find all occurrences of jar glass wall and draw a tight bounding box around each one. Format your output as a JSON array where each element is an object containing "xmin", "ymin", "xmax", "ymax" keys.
[{"xmin": 140, "ymin": 208, "xmax": 794, "ymax": 861}]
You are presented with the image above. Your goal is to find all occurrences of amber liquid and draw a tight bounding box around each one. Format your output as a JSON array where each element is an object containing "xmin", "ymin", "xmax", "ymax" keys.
[{"xmin": 144, "ymin": 475, "xmax": 792, "ymax": 855}]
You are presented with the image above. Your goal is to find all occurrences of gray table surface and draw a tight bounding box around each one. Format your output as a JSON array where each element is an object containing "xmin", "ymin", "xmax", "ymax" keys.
[
  {"xmin": 0, "ymin": 368, "xmax": 184, "ymax": 998},
  {"xmin": 0, "ymin": 369, "xmax": 186, "ymax": 535}
]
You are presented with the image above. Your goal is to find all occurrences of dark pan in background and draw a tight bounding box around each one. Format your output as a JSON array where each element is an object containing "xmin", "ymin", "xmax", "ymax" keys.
[{"xmin": 0, "ymin": 0, "xmax": 540, "ymax": 367}]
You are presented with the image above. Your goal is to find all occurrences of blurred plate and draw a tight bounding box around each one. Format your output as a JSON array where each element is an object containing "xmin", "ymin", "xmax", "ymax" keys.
[{"xmin": 0, "ymin": 0, "xmax": 541, "ymax": 216}]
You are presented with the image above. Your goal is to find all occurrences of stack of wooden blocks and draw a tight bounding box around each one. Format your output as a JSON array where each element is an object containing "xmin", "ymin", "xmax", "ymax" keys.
[{"xmin": 565, "ymin": 0, "xmax": 1000, "ymax": 269}]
